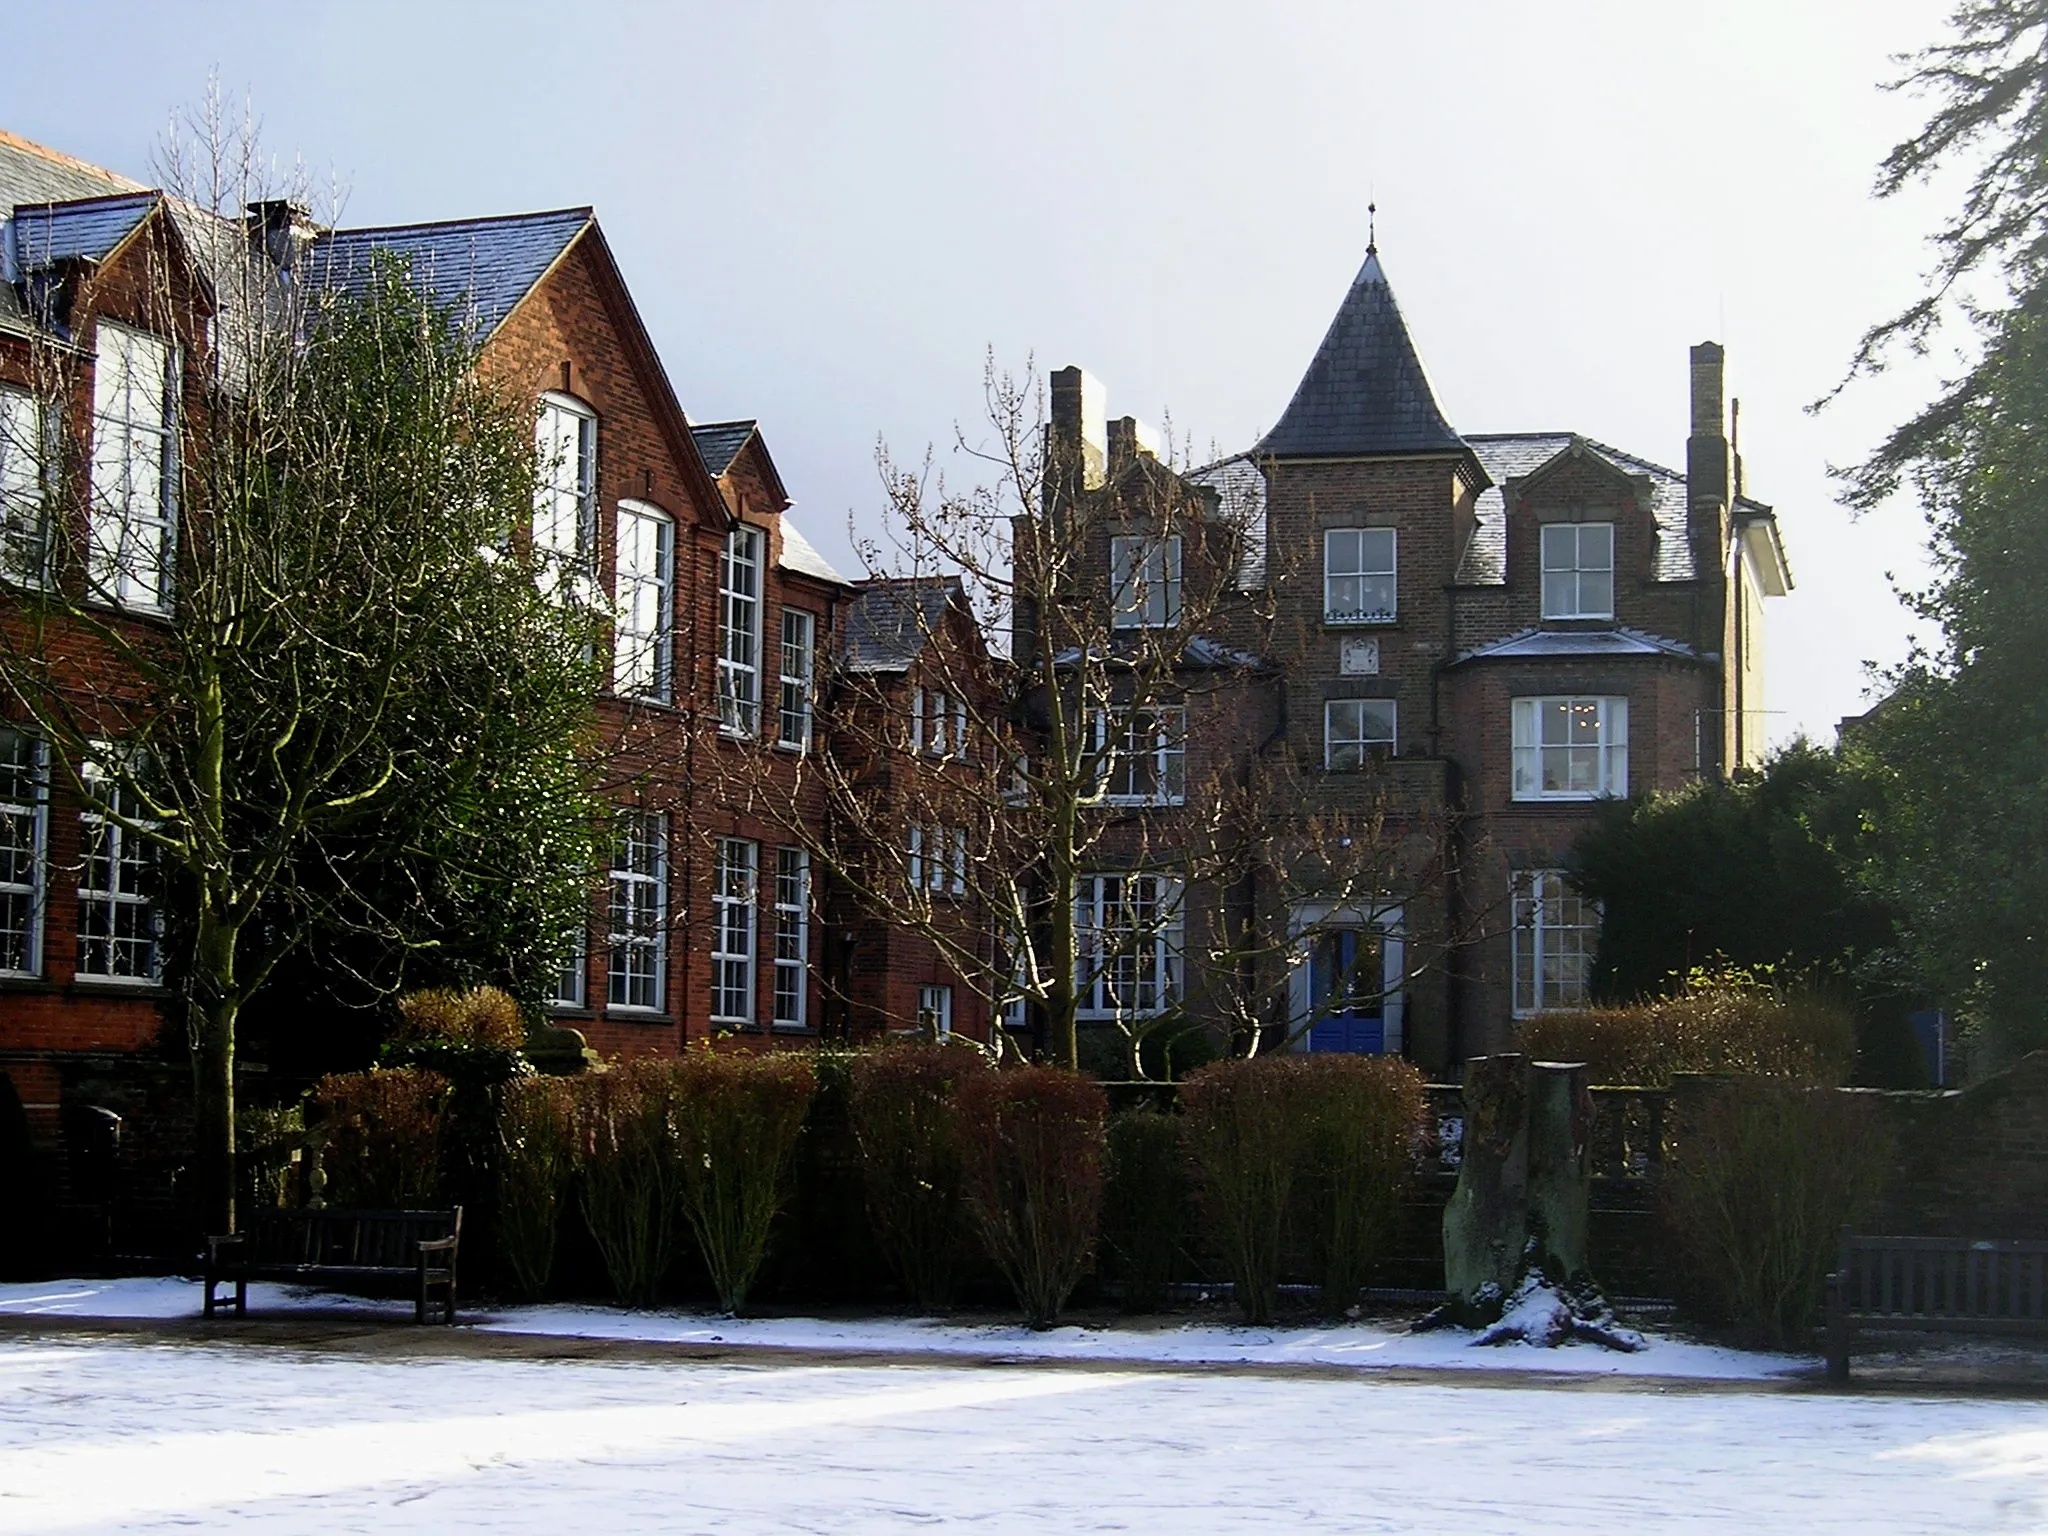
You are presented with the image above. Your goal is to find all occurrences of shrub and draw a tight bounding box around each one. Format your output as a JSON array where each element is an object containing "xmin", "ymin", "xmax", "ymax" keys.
[
  {"xmin": 497, "ymin": 1075, "xmax": 576, "ymax": 1301},
  {"xmin": 571, "ymin": 1059, "xmax": 685, "ymax": 1307},
  {"xmin": 1179, "ymin": 1056, "xmax": 1309, "ymax": 1324},
  {"xmin": 846, "ymin": 1042, "xmax": 976, "ymax": 1309},
  {"xmin": 1103, "ymin": 1108, "xmax": 1185, "ymax": 1313},
  {"xmin": 394, "ymin": 985, "xmax": 527, "ymax": 1051},
  {"xmin": 1519, "ymin": 968, "xmax": 1857, "ymax": 1087},
  {"xmin": 671, "ymin": 1047, "xmax": 818, "ymax": 1315},
  {"xmin": 309, "ymin": 1068, "xmax": 450, "ymax": 1207},
  {"xmin": 1296, "ymin": 1056, "xmax": 1427, "ymax": 1315},
  {"xmin": 237, "ymin": 1103, "xmax": 305, "ymax": 1215},
  {"xmin": 1660, "ymin": 1081, "xmax": 1888, "ymax": 1346},
  {"xmin": 955, "ymin": 1066, "xmax": 1107, "ymax": 1328}
]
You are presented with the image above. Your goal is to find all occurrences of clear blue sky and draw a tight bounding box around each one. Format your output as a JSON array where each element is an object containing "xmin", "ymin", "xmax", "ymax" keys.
[{"xmin": 8, "ymin": 0, "xmax": 1955, "ymax": 745}]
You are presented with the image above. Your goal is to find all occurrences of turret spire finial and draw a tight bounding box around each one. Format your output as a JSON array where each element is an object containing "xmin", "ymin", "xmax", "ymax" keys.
[{"xmin": 1367, "ymin": 201, "xmax": 1377, "ymax": 255}]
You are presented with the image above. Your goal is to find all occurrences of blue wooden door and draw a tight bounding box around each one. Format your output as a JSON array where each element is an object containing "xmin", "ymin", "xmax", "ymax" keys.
[{"xmin": 1306, "ymin": 929, "xmax": 1385, "ymax": 1054}]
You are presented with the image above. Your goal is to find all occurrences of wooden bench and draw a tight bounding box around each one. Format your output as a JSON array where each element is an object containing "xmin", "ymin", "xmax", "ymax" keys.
[
  {"xmin": 204, "ymin": 1207, "xmax": 462, "ymax": 1324},
  {"xmin": 1824, "ymin": 1232, "xmax": 2048, "ymax": 1381}
]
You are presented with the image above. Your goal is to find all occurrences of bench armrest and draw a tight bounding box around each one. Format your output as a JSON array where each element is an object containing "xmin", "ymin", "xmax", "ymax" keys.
[
  {"xmin": 207, "ymin": 1233, "xmax": 247, "ymax": 1262},
  {"xmin": 415, "ymin": 1237, "xmax": 459, "ymax": 1256}
]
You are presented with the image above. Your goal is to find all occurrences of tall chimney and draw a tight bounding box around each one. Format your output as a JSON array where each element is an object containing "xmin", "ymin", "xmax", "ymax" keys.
[
  {"xmin": 1686, "ymin": 342, "xmax": 1729, "ymax": 511},
  {"xmin": 1049, "ymin": 366, "xmax": 1107, "ymax": 493},
  {"xmin": 244, "ymin": 200, "xmax": 319, "ymax": 272}
]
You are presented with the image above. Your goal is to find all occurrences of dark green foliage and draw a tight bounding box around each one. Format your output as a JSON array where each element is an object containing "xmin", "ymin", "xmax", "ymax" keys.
[
  {"xmin": 1661, "ymin": 1082, "xmax": 1889, "ymax": 1346},
  {"xmin": 1570, "ymin": 743, "xmax": 1902, "ymax": 1003},
  {"xmin": 1103, "ymin": 1109, "xmax": 1186, "ymax": 1312},
  {"xmin": 1826, "ymin": 4, "xmax": 2048, "ymax": 1064},
  {"xmin": 954, "ymin": 1067, "xmax": 1108, "ymax": 1328},
  {"xmin": 846, "ymin": 1043, "xmax": 976, "ymax": 1310}
]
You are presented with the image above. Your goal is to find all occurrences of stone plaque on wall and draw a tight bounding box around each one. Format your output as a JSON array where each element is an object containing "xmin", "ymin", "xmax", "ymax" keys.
[{"xmin": 1339, "ymin": 635, "xmax": 1380, "ymax": 675}]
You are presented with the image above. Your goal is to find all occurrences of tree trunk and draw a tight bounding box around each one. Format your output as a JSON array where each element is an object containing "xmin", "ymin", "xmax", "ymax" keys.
[
  {"xmin": 1441, "ymin": 1053, "xmax": 1531, "ymax": 1322},
  {"xmin": 189, "ymin": 908, "xmax": 241, "ymax": 1237}
]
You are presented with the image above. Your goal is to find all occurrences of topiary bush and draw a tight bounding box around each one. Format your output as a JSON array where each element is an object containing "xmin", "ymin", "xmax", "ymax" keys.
[
  {"xmin": 1660, "ymin": 1080, "xmax": 1889, "ymax": 1346},
  {"xmin": 1178, "ymin": 1056, "xmax": 1310, "ymax": 1324},
  {"xmin": 671, "ymin": 1046, "xmax": 817, "ymax": 1315},
  {"xmin": 497, "ymin": 1075, "xmax": 577, "ymax": 1301},
  {"xmin": 846, "ymin": 1041, "xmax": 977, "ymax": 1309},
  {"xmin": 571, "ymin": 1059, "xmax": 685, "ymax": 1307},
  {"xmin": 1296, "ymin": 1056, "xmax": 1427, "ymax": 1315},
  {"xmin": 1518, "ymin": 967, "xmax": 1857, "ymax": 1087},
  {"xmin": 309, "ymin": 1068, "xmax": 451, "ymax": 1208},
  {"xmin": 1103, "ymin": 1108, "xmax": 1186, "ymax": 1313},
  {"xmin": 954, "ymin": 1066, "xmax": 1107, "ymax": 1328}
]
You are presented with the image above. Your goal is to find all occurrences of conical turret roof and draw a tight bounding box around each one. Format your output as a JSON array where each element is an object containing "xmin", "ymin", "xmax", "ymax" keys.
[{"xmin": 1257, "ymin": 248, "xmax": 1464, "ymax": 459}]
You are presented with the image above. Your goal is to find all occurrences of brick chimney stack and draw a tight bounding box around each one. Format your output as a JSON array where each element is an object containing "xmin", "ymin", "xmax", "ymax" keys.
[
  {"xmin": 1049, "ymin": 366, "xmax": 1107, "ymax": 494},
  {"xmin": 244, "ymin": 200, "xmax": 320, "ymax": 272},
  {"xmin": 1686, "ymin": 342, "xmax": 1729, "ymax": 512}
]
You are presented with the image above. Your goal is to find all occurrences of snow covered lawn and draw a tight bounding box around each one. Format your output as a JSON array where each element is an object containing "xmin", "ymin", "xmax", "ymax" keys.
[
  {"xmin": 1, "ymin": 1332, "xmax": 2045, "ymax": 1533},
  {"xmin": 0, "ymin": 1276, "xmax": 1792, "ymax": 1379}
]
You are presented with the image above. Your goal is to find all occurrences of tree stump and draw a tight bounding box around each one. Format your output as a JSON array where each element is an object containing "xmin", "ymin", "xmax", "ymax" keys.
[{"xmin": 1432, "ymin": 1054, "xmax": 1638, "ymax": 1349}]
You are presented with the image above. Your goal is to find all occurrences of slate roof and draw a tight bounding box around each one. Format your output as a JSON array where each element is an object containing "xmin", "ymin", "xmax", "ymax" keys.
[
  {"xmin": 8, "ymin": 191, "xmax": 159, "ymax": 272},
  {"xmin": 691, "ymin": 421, "xmax": 756, "ymax": 477},
  {"xmin": 0, "ymin": 135, "xmax": 149, "ymax": 336},
  {"xmin": 1187, "ymin": 453, "xmax": 1268, "ymax": 590},
  {"xmin": 1257, "ymin": 250, "xmax": 1465, "ymax": 460},
  {"xmin": 302, "ymin": 208, "xmax": 590, "ymax": 340},
  {"xmin": 779, "ymin": 518, "xmax": 849, "ymax": 585},
  {"xmin": 1460, "ymin": 433, "xmax": 1697, "ymax": 585},
  {"xmin": 1453, "ymin": 626, "xmax": 1701, "ymax": 666},
  {"xmin": 841, "ymin": 578, "xmax": 958, "ymax": 672}
]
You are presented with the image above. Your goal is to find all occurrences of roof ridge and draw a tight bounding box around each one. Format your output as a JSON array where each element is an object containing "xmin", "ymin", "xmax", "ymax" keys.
[
  {"xmin": 323, "ymin": 206, "xmax": 592, "ymax": 240},
  {"xmin": 0, "ymin": 129, "xmax": 146, "ymax": 191},
  {"xmin": 9, "ymin": 187, "xmax": 160, "ymax": 213},
  {"xmin": 693, "ymin": 417, "xmax": 759, "ymax": 430}
]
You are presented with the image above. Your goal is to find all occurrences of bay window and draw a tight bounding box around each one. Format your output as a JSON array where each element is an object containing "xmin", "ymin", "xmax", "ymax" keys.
[{"xmin": 1511, "ymin": 697, "xmax": 1628, "ymax": 800}]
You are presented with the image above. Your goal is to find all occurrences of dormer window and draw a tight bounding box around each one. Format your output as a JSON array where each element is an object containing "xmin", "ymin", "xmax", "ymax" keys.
[
  {"xmin": 1324, "ymin": 528, "xmax": 1396, "ymax": 623},
  {"xmin": 1111, "ymin": 535, "xmax": 1181, "ymax": 629},
  {"xmin": 1541, "ymin": 523, "xmax": 1613, "ymax": 619}
]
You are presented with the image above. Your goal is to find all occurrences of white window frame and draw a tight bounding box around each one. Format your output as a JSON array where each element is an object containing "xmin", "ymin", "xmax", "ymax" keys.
[
  {"xmin": 1511, "ymin": 696, "xmax": 1629, "ymax": 801},
  {"xmin": 718, "ymin": 526, "xmax": 764, "ymax": 736},
  {"xmin": 88, "ymin": 322, "xmax": 177, "ymax": 612},
  {"xmin": 772, "ymin": 846, "xmax": 809, "ymax": 1030},
  {"xmin": 1512, "ymin": 869, "xmax": 1600, "ymax": 1016},
  {"xmin": 907, "ymin": 824, "xmax": 968, "ymax": 898},
  {"xmin": 1324, "ymin": 698, "xmax": 1398, "ymax": 770},
  {"xmin": 1074, "ymin": 872, "xmax": 1184, "ymax": 1020},
  {"xmin": 75, "ymin": 756, "xmax": 160, "ymax": 983},
  {"xmin": 0, "ymin": 729, "xmax": 47, "ymax": 978},
  {"xmin": 711, "ymin": 836, "xmax": 759, "ymax": 1024},
  {"xmin": 779, "ymin": 610, "xmax": 815, "ymax": 751},
  {"xmin": 607, "ymin": 811, "xmax": 668, "ymax": 1011},
  {"xmin": 0, "ymin": 387, "xmax": 48, "ymax": 589},
  {"xmin": 1541, "ymin": 522, "xmax": 1615, "ymax": 620},
  {"xmin": 612, "ymin": 498, "xmax": 673, "ymax": 701},
  {"xmin": 548, "ymin": 923, "xmax": 588, "ymax": 1009},
  {"xmin": 1324, "ymin": 527, "xmax": 1397, "ymax": 624},
  {"xmin": 1095, "ymin": 705, "xmax": 1186, "ymax": 805},
  {"xmin": 1110, "ymin": 534, "xmax": 1182, "ymax": 630},
  {"xmin": 534, "ymin": 393, "xmax": 596, "ymax": 596},
  {"xmin": 917, "ymin": 983, "xmax": 954, "ymax": 1037},
  {"xmin": 910, "ymin": 685, "xmax": 969, "ymax": 758}
]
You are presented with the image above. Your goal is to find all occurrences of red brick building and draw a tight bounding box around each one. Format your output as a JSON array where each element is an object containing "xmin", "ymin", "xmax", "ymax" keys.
[
  {"xmin": 1034, "ymin": 242, "xmax": 1790, "ymax": 1071},
  {"xmin": 0, "ymin": 131, "xmax": 1001, "ymax": 1251}
]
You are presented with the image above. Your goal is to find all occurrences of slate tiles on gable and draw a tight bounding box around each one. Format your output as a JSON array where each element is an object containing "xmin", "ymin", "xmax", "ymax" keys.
[{"xmin": 303, "ymin": 207, "xmax": 591, "ymax": 340}]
